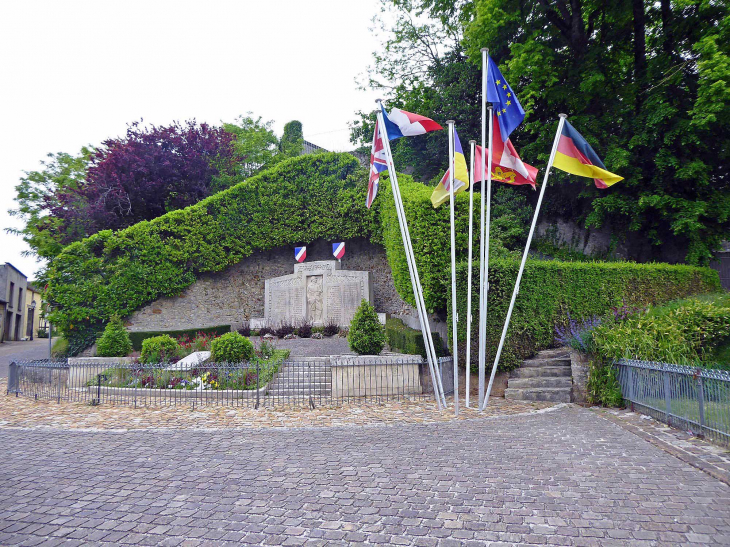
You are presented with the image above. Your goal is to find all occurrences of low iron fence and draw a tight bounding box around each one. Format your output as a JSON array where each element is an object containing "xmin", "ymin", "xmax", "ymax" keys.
[
  {"xmin": 6, "ymin": 355, "xmax": 453, "ymax": 408},
  {"xmin": 616, "ymin": 359, "xmax": 730, "ymax": 447}
]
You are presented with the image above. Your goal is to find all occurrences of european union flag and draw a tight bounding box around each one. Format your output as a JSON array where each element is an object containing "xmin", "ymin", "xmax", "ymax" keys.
[{"xmin": 486, "ymin": 55, "xmax": 525, "ymax": 142}]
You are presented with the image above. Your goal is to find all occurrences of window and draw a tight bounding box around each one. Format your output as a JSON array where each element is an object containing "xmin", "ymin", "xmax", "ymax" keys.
[
  {"xmin": 8, "ymin": 282, "xmax": 14, "ymax": 309},
  {"xmin": 18, "ymin": 288, "xmax": 23, "ymax": 310}
]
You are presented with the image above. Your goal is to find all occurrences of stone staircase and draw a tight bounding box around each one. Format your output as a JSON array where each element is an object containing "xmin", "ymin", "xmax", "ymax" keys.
[
  {"xmin": 504, "ymin": 348, "xmax": 573, "ymax": 403},
  {"xmin": 266, "ymin": 360, "xmax": 332, "ymax": 398}
]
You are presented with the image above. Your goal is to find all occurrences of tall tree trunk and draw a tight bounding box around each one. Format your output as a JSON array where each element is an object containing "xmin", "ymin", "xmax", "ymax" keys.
[{"xmin": 632, "ymin": 0, "xmax": 647, "ymax": 109}]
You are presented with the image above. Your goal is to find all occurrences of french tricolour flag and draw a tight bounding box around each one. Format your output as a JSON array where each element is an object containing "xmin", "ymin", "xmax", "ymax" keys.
[
  {"xmin": 380, "ymin": 103, "xmax": 443, "ymax": 141},
  {"xmin": 332, "ymin": 242, "xmax": 345, "ymax": 260},
  {"xmin": 294, "ymin": 246, "xmax": 306, "ymax": 263}
]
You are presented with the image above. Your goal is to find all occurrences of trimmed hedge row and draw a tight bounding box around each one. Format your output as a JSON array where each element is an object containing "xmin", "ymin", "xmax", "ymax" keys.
[
  {"xmin": 128, "ymin": 325, "xmax": 231, "ymax": 351},
  {"xmin": 384, "ymin": 317, "xmax": 446, "ymax": 358},
  {"xmin": 449, "ymin": 259, "xmax": 722, "ymax": 372},
  {"xmin": 46, "ymin": 153, "xmax": 380, "ymax": 348}
]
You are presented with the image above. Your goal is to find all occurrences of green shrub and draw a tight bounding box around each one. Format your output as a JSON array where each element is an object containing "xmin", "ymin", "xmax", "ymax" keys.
[
  {"xmin": 591, "ymin": 293, "xmax": 730, "ymax": 367},
  {"xmin": 451, "ymin": 259, "xmax": 722, "ymax": 372},
  {"xmin": 210, "ymin": 332, "xmax": 255, "ymax": 362},
  {"xmin": 348, "ymin": 300, "xmax": 386, "ymax": 355},
  {"xmin": 385, "ymin": 317, "xmax": 445, "ymax": 358},
  {"xmin": 51, "ymin": 337, "xmax": 69, "ymax": 358},
  {"xmin": 96, "ymin": 315, "xmax": 132, "ymax": 357},
  {"xmin": 128, "ymin": 325, "xmax": 230, "ymax": 351},
  {"xmin": 586, "ymin": 360, "xmax": 624, "ymax": 407},
  {"xmin": 140, "ymin": 335, "xmax": 179, "ymax": 364}
]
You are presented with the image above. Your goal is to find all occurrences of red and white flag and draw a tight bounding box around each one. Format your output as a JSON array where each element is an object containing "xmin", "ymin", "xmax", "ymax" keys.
[
  {"xmin": 474, "ymin": 114, "xmax": 538, "ymax": 188},
  {"xmin": 367, "ymin": 118, "xmax": 388, "ymax": 208}
]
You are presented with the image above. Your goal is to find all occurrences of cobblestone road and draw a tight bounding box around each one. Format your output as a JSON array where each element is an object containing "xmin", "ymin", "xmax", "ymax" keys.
[{"xmin": 2, "ymin": 405, "xmax": 730, "ymax": 546}]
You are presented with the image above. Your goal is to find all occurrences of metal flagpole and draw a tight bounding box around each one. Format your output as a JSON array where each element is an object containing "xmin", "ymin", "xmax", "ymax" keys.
[
  {"xmin": 376, "ymin": 101, "xmax": 446, "ymax": 408},
  {"xmin": 478, "ymin": 48, "xmax": 492, "ymax": 409},
  {"xmin": 446, "ymin": 120, "xmax": 459, "ymax": 416},
  {"xmin": 482, "ymin": 114, "xmax": 567, "ymax": 409},
  {"xmin": 465, "ymin": 140, "xmax": 476, "ymax": 407}
]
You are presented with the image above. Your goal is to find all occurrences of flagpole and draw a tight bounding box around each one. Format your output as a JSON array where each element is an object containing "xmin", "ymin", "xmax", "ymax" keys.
[
  {"xmin": 465, "ymin": 139, "xmax": 476, "ymax": 407},
  {"xmin": 446, "ymin": 120, "xmax": 459, "ymax": 417},
  {"xmin": 481, "ymin": 113, "xmax": 567, "ymax": 409},
  {"xmin": 478, "ymin": 48, "xmax": 490, "ymax": 409},
  {"xmin": 376, "ymin": 101, "xmax": 447, "ymax": 409}
]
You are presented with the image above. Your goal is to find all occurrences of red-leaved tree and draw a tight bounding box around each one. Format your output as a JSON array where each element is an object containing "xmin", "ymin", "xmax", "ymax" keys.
[{"xmin": 50, "ymin": 120, "xmax": 237, "ymax": 241}]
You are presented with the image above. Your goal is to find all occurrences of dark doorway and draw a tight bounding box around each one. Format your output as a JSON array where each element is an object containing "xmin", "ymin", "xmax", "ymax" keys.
[
  {"xmin": 5, "ymin": 311, "xmax": 12, "ymax": 341},
  {"xmin": 13, "ymin": 314, "xmax": 21, "ymax": 341},
  {"xmin": 26, "ymin": 308, "xmax": 34, "ymax": 339}
]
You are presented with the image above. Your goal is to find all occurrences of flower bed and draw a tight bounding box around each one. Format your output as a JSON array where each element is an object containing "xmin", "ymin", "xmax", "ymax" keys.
[{"xmin": 85, "ymin": 350, "xmax": 289, "ymax": 391}]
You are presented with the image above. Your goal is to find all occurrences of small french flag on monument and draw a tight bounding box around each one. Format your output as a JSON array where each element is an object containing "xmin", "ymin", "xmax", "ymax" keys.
[
  {"xmin": 332, "ymin": 242, "xmax": 345, "ymax": 260},
  {"xmin": 294, "ymin": 246, "xmax": 306, "ymax": 263}
]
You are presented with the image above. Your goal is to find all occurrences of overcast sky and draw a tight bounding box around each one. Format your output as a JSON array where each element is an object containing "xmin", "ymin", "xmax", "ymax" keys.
[{"xmin": 0, "ymin": 0, "xmax": 385, "ymax": 280}]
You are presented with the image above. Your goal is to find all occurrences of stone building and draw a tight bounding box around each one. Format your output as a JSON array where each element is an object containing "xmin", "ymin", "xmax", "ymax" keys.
[
  {"xmin": 0, "ymin": 263, "xmax": 28, "ymax": 342},
  {"xmin": 23, "ymin": 284, "xmax": 44, "ymax": 340}
]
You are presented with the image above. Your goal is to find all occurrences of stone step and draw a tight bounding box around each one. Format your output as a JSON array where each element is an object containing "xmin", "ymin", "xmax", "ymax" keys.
[
  {"xmin": 510, "ymin": 366, "xmax": 572, "ymax": 379},
  {"xmin": 267, "ymin": 390, "xmax": 332, "ymax": 396},
  {"xmin": 504, "ymin": 387, "xmax": 572, "ymax": 403},
  {"xmin": 520, "ymin": 357, "xmax": 571, "ymax": 368},
  {"xmin": 508, "ymin": 377, "xmax": 572, "ymax": 389},
  {"xmin": 534, "ymin": 348, "xmax": 571, "ymax": 359}
]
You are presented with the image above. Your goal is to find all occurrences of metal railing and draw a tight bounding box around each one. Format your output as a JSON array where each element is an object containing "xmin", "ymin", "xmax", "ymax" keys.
[
  {"xmin": 616, "ymin": 359, "xmax": 730, "ymax": 447},
  {"xmin": 6, "ymin": 355, "xmax": 453, "ymax": 409}
]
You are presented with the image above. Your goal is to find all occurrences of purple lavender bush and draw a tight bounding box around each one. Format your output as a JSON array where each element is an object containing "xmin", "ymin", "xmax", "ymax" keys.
[{"xmin": 555, "ymin": 314, "xmax": 602, "ymax": 353}]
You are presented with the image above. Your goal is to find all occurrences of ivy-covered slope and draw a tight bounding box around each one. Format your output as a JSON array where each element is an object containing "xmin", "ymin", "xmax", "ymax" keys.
[
  {"xmin": 47, "ymin": 151, "xmax": 722, "ymax": 356},
  {"xmin": 46, "ymin": 153, "xmax": 381, "ymax": 349}
]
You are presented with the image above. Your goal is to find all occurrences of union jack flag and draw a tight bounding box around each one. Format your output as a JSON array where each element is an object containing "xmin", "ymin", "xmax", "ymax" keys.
[{"xmin": 367, "ymin": 118, "xmax": 388, "ymax": 209}]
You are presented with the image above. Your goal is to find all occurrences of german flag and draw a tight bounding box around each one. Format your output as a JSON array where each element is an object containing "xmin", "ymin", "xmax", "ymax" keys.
[{"xmin": 553, "ymin": 120, "xmax": 623, "ymax": 189}]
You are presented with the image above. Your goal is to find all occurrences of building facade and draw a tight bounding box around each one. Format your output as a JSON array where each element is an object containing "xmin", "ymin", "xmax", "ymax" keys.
[
  {"xmin": 23, "ymin": 284, "xmax": 43, "ymax": 340},
  {"xmin": 0, "ymin": 263, "xmax": 28, "ymax": 342}
]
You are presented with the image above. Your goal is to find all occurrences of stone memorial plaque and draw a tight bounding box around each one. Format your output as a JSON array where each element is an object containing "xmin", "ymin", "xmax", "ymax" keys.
[{"xmin": 264, "ymin": 260, "xmax": 372, "ymax": 326}]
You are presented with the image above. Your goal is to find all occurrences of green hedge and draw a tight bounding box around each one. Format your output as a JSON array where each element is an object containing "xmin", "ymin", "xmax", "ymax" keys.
[
  {"xmin": 449, "ymin": 259, "xmax": 722, "ymax": 372},
  {"xmin": 385, "ymin": 317, "xmax": 446, "ymax": 358},
  {"xmin": 46, "ymin": 153, "xmax": 380, "ymax": 349},
  {"xmin": 128, "ymin": 325, "xmax": 231, "ymax": 351}
]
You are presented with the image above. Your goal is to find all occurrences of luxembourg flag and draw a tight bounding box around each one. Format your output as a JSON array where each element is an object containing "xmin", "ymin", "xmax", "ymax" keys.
[
  {"xmin": 367, "ymin": 118, "xmax": 387, "ymax": 209},
  {"xmin": 332, "ymin": 242, "xmax": 345, "ymax": 260},
  {"xmin": 294, "ymin": 246, "xmax": 306, "ymax": 263},
  {"xmin": 380, "ymin": 103, "xmax": 443, "ymax": 141}
]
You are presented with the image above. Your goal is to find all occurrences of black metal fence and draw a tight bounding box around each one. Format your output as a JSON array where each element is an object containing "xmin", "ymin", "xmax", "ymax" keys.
[
  {"xmin": 616, "ymin": 359, "xmax": 730, "ymax": 447},
  {"xmin": 6, "ymin": 355, "xmax": 453, "ymax": 408}
]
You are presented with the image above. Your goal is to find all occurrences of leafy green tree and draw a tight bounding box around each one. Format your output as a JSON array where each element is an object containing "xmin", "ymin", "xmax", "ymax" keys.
[
  {"xmin": 280, "ymin": 120, "xmax": 304, "ymax": 156},
  {"xmin": 223, "ymin": 114, "xmax": 281, "ymax": 179},
  {"xmin": 354, "ymin": 0, "xmax": 730, "ymax": 264},
  {"xmin": 348, "ymin": 300, "xmax": 386, "ymax": 355},
  {"xmin": 96, "ymin": 315, "xmax": 132, "ymax": 357},
  {"xmin": 7, "ymin": 148, "xmax": 93, "ymax": 260}
]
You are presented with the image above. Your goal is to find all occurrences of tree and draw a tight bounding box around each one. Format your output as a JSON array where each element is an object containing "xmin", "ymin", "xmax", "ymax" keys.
[
  {"xmin": 280, "ymin": 120, "xmax": 304, "ymax": 156},
  {"xmin": 8, "ymin": 148, "xmax": 93, "ymax": 260},
  {"xmin": 49, "ymin": 120, "xmax": 238, "ymax": 241},
  {"xmin": 223, "ymin": 114, "xmax": 280, "ymax": 179},
  {"xmin": 348, "ymin": 300, "xmax": 386, "ymax": 355},
  {"xmin": 353, "ymin": 0, "xmax": 730, "ymax": 264}
]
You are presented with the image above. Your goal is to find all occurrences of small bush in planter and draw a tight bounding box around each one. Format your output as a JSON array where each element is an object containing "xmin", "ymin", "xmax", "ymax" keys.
[
  {"xmin": 296, "ymin": 319, "xmax": 312, "ymax": 338},
  {"xmin": 237, "ymin": 321, "xmax": 251, "ymax": 337},
  {"xmin": 140, "ymin": 335, "xmax": 179, "ymax": 363},
  {"xmin": 96, "ymin": 315, "xmax": 133, "ymax": 357},
  {"xmin": 211, "ymin": 332, "xmax": 255, "ymax": 362},
  {"xmin": 348, "ymin": 300, "xmax": 386, "ymax": 355},
  {"xmin": 275, "ymin": 320, "xmax": 295, "ymax": 338},
  {"xmin": 323, "ymin": 318, "xmax": 339, "ymax": 337}
]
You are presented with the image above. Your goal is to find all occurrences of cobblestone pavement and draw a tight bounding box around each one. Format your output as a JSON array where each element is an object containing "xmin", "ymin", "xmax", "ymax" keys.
[
  {"xmin": 2, "ymin": 405, "xmax": 730, "ymax": 546},
  {"xmin": 592, "ymin": 407, "xmax": 730, "ymax": 486},
  {"xmin": 0, "ymin": 379, "xmax": 551, "ymax": 430}
]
